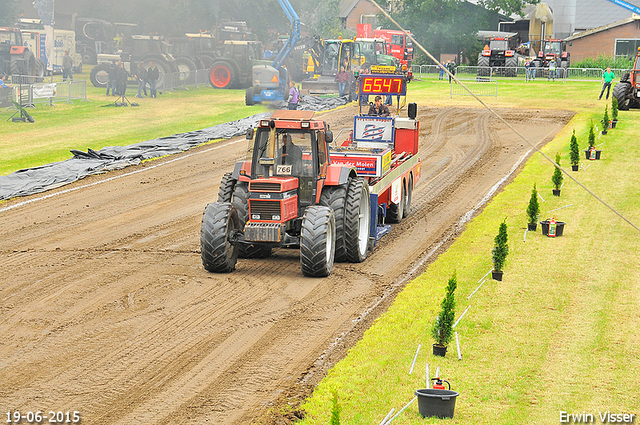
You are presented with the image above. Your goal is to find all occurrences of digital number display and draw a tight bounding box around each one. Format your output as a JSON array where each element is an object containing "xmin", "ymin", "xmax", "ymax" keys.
[{"xmin": 360, "ymin": 75, "xmax": 406, "ymax": 95}]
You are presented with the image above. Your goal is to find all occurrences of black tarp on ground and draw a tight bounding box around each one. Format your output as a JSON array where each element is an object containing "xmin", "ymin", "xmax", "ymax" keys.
[{"xmin": 0, "ymin": 96, "xmax": 350, "ymax": 201}]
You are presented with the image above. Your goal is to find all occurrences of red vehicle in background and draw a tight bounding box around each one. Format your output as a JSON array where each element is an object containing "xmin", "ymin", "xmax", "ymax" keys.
[{"xmin": 372, "ymin": 29, "xmax": 414, "ymax": 70}]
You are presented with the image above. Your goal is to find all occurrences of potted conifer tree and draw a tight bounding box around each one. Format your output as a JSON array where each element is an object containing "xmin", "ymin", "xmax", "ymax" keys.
[
  {"xmin": 611, "ymin": 97, "xmax": 618, "ymax": 128},
  {"xmin": 552, "ymin": 153, "xmax": 563, "ymax": 196},
  {"xmin": 431, "ymin": 273, "xmax": 457, "ymax": 357},
  {"xmin": 601, "ymin": 105, "xmax": 609, "ymax": 135},
  {"xmin": 570, "ymin": 130, "xmax": 580, "ymax": 171},
  {"xmin": 526, "ymin": 184, "xmax": 540, "ymax": 231},
  {"xmin": 492, "ymin": 220, "xmax": 508, "ymax": 281},
  {"xmin": 585, "ymin": 121, "xmax": 601, "ymax": 160}
]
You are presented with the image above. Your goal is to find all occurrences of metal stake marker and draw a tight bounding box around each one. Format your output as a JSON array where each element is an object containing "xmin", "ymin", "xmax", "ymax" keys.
[
  {"xmin": 409, "ymin": 344, "xmax": 421, "ymax": 374},
  {"xmin": 379, "ymin": 408, "xmax": 395, "ymax": 425},
  {"xmin": 548, "ymin": 204, "xmax": 573, "ymax": 213},
  {"xmin": 382, "ymin": 397, "xmax": 417, "ymax": 425},
  {"xmin": 425, "ymin": 362, "xmax": 429, "ymax": 388},
  {"xmin": 537, "ymin": 191, "xmax": 546, "ymax": 202},
  {"xmin": 468, "ymin": 280, "xmax": 486, "ymax": 299},
  {"xmin": 523, "ymin": 228, "xmax": 528, "ymax": 242},
  {"xmin": 453, "ymin": 305, "xmax": 471, "ymax": 328},
  {"xmin": 455, "ymin": 331, "xmax": 462, "ymax": 360},
  {"xmin": 584, "ymin": 163, "xmax": 592, "ymax": 171}
]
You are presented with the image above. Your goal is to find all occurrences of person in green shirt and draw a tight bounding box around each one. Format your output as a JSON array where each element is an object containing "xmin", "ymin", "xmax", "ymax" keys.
[{"xmin": 599, "ymin": 67, "xmax": 616, "ymax": 100}]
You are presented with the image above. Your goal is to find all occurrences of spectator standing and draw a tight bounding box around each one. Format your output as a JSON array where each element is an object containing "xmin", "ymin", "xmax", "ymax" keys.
[
  {"xmin": 287, "ymin": 80, "xmax": 300, "ymax": 110},
  {"xmin": 524, "ymin": 59, "xmax": 531, "ymax": 82},
  {"xmin": 115, "ymin": 61, "xmax": 128, "ymax": 96},
  {"xmin": 106, "ymin": 62, "xmax": 118, "ymax": 96},
  {"xmin": 62, "ymin": 50, "xmax": 73, "ymax": 82},
  {"xmin": 599, "ymin": 67, "xmax": 615, "ymax": 100},
  {"xmin": 529, "ymin": 59, "xmax": 536, "ymax": 80},
  {"xmin": 446, "ymin": 60, "xmax": 456, "ymax": 83},
  {"xmin": 135, "ymin": 62, "xmax": 148, "ymax": 98},
  {"xmin": 547, "ymin": 59, "xmax": 557, "ymax": 81},
  {"xmin": 147, "ymin": 62, "xmax": 159, "ymax": 98},
  {"xmin": 439, "ymin": 63, "xmax": 445, "ymax": 80},
  {"xmin": 0, "ymin": 74, "xmax": 9, "ymax": 88},
  {"xmin": 335, "ymin": 65, "xmax": 350, "ymax": 97}
]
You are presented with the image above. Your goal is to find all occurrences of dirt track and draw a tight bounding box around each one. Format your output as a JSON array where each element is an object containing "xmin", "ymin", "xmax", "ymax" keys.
[{"xmin": 0, "ymin": 105, "xmax": 572, "ymax": 424}]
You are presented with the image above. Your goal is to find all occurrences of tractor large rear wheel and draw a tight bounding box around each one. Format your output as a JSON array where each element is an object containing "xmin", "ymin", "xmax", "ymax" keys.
[
  {"xmin": 344, "ymin": 178, "xmax": 371, "ymax": 263},
  {"xmin": 300, "ymin": 206, "xmax": 336, "ymax": 277},
  {"xmin": 477, "ymin": 56, "xmax": 490, "ymax": 77},
  {"xmin": 201, "ymin": 202, "xmax": 241, "ymax": 273},
  {"xmin": 505, "ymin": 56, "xmax": 517, "ymax": 77},
  {"xmin": 209, "ymin": 60, "xmax": 237, "ymax": 89},
  {"xmin": 11, "ymin": 50, "xmax": 37, "ymax": 77},
  {"xmin": 320, "ymin": 184, "xmax": 348, "ymax": 262},
  {"xmin": 613, "ymin": 82, "xmax": 632, "ymax": 110},
  {"xmin": 175, "ymin": 56, "xmax": 197, "ymax": 84},
  {"xmin": 217, "ymin": 172, "xmax": 236, "ymax": 203},
  {"xmin": 89, "ymin": 63, "xmax": 110, "ymax": 88}
]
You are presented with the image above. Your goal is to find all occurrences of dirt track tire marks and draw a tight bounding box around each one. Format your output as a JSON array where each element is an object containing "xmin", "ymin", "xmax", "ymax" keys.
[{"xmin": 0, "ymin": 106, "xmax": 573, "ymax": 425}]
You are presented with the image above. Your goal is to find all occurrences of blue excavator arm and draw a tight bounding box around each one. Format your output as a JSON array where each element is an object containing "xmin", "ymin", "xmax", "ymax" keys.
[
  {"xmin": 605, "ymin": 0, "xmax": 640, "ymax": 15},
  {"xmin": 271, "ymin": 0, "xmax": 301, "ymax": 70}
]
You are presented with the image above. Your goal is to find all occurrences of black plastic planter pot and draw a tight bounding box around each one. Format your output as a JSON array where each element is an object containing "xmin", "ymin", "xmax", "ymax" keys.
[
  {"xmin": 552, "ymin": 189, "xmax": 561, "ymax": 196},
  {"xmin": 415, "ymin": 389, "xmax": 459, "ymax": 419},
  {"xmin": 491, "ymin": 270, "xmax": 503, "ymax": 281},
  {"xmin": 527, "ymin": 222, "xmax": 537, "ymax": 231},
  {"xmin": 584, "ymin": 150, "xmax": 602, "ymax": 160},
  {"xmin": 572, "ymin": 165, "xmax": 579, "ymax": 171},
  {"xmin": 541, "ymin": 220, "xmax": 565, "ymax": 237},
  {"xmin": 611, "ymin": 119, "xmax": 617, "ymax": 128},
  {"xmin": 432, "ymin": 344, "xmax": 447, "ymax": 357}
]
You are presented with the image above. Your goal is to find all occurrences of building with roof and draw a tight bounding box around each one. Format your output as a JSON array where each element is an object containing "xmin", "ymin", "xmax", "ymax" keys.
[
  {"xmin": 543, "ymin": 0, "xmax": 640, "ymax": 39},
  {"xmin": 564, "ymin": 14, "xmax": 640, "ymax": 61},
  {"xmin": 339, "ymin": 0, "xmax": 380, "ymax": 31}
]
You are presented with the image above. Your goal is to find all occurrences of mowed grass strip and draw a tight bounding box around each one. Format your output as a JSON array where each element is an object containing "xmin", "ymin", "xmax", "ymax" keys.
[
  {"xmin": 298, "ymin": 82, "xmax": 640, "ymax": 423},
  {"xmin": 0, "ymin": 67, "xmax": 268, "ymax": 176}
]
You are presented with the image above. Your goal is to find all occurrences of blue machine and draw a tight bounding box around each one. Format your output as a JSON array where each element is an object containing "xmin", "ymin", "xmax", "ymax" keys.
[{"xmin": 246, "ymin": 0, "xmax": 301, "ymax": 105}]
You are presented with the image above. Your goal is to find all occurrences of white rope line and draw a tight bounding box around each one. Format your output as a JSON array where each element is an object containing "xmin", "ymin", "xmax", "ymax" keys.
[{"xmin": 367, "ymin": 0, "xmax": 640, "ymax": 234}]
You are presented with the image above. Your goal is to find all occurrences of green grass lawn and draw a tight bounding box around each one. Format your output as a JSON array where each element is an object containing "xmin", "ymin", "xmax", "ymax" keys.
[
  {"xmin": 297, "ymin": 80, "xmax": 640, "ymax": 424},
  {"xmin": 2, "ymin": 69, "xmax": 638, "ymax": 424},
  {"xmin": 0, "ymin": 67, "xmax": 269, "ymax": 176}
]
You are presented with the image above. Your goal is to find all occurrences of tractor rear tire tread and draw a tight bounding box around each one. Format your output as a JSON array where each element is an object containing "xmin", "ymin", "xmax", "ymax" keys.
[
  {"xmin": 320, "ymin": 184, "xmax": 348, "ymax": 262},
  {"xmin": 217, "ymin": 172, "xmax": 236, "ymax": 203},
  {"xmin": 344, "ymin": 178, "xmax": 371, "ymax": 263}
]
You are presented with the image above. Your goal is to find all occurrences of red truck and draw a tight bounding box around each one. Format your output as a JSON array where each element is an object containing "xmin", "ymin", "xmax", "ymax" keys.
[{"xmin": 372, "ymin": 29, "xmax": 414, "ymax": 70}]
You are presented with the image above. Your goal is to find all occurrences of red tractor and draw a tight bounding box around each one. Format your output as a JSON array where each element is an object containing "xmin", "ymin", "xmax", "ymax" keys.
[
  {"xmin": 201, "ymin": 75, "xmax": 421, "ymax": 277},
  {"xmin": 613, "ymin": 47, "xmax": 640, "ymax": 110},
  {"xmin": 0, "ymin": 27, "xmax": 38, "ymax": 78},
  {"xmin": 534, "ymin": 39, "xmax": 570, "ymax": 70}
]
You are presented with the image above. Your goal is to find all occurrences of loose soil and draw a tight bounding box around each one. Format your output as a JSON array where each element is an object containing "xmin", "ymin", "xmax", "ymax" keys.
[{"xmin": 0, "ymin": 106, "xmax": 573, "ymax": 425}]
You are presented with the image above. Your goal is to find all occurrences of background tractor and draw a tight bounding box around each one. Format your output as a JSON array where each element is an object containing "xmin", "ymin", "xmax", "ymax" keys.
[
  {"xmin": 533, "ymin": 38, "xmax": 570, "ymax": 70},
  {"xmin": 613, "ymin": 47, "xmax": 640, "ymax": 110},
  {"xmin": 0, "ymin": 27, "xmax": 38, "ymax": 79},
  {"xmin": 90, "ymin": 34, "xmax": 179, "ymax": 89},
  {"xmin": 477, "ymin": 36, "xmax": 522, "ymax": 77}
]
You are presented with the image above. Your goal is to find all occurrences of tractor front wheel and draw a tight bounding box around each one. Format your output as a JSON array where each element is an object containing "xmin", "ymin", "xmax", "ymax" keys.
[
  {"xmin": 217, "ymin": 172, "xmax": 236, "ymax": 203},
  {"xmin": 201, "ymin": 202, "xmax": 241, "ymax": 273},
  {"xmin": 300, "ymin": 206, "xmax": 336, "ymax": 277}
]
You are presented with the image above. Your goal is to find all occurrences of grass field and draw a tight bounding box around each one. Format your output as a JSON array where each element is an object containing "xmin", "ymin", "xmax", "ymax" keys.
[
  {"xmin": 296, "ymin": 81, "xmax": 640, "ymax": 423},
  {"xmin": 2, "ymin": 69, "xmax": 638, "ymax": 424}
]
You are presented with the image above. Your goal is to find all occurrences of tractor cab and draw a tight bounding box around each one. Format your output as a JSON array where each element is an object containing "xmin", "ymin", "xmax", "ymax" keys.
[{"xmin": 249, "ymin": 110, "xmax": 331, "ymax": 209}]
